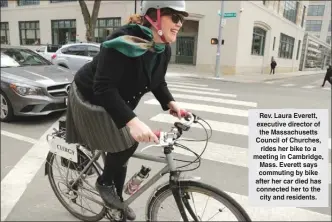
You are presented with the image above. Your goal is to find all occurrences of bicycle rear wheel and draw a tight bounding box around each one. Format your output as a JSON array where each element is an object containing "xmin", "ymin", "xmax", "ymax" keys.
[
  {"xmin": 146, "ymin": 181, "xmax": 251, "ymax": 221},
  {"xmin": 46, "ymin": 149, "xmax": 106, "ymax": 221}
]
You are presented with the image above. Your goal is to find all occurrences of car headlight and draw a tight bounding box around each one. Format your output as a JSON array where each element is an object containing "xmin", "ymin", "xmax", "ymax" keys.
[{"xmin": 9, "ymin": 83, "xmax": 44, "ymax": 96}]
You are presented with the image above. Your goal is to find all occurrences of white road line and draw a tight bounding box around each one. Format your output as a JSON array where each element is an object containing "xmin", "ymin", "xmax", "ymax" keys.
[
  {"xmin": 166, "ymin": 82, "xmax": 208, "ymax": 87},
  {"xmin": 171, "ymin": 93, "xmax": 257, "ymax": 107},
  {"xmin": 323, "ymin": 87, "xmax": 331, "ymax": 91},
  {"xmin": 302, "ymin": 85, "xmax": 315, "ymax": 89},
  {"xmin": 168, "ymin": 88, "xmax": 237, "ymax": 98},
  {"xmin": 281, "ymin": 84, "xmax": 296, "ymax": 87},
  {"xmin": 1, "ymin": 121, "xmax": 58, "ymax": 221},
  {"xmin": 1, "ymin": 130, "xmax": 38, "ymax": 144},
  {"xmin": 150, "ymin": 114, "xmax": 248, "ymax": 135},
  {"xmin": 145, "ymin": 99, "xmax": 248, "ymax": 117},
  {"xmin": 265, "ymin": 81, "xmax": 275, "ymax": 84},
  {"xmin": 167, "ymin": 84, "xmax": 220, "ymax": 91}
]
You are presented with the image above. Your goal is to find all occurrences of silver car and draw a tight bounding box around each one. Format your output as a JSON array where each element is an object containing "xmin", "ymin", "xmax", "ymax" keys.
[
  {"xmin": 51, "ymin": 43, "xmax": 100, "ymax": 71},
  {"xmin": 0, "ymin": 45, "xmax": 74, "ymax": 122}
]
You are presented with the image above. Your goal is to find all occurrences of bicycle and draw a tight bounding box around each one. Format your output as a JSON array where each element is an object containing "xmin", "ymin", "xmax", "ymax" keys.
[{"xmin": 44, "ymin": 111, "xmax": 252, "ymax": 222}]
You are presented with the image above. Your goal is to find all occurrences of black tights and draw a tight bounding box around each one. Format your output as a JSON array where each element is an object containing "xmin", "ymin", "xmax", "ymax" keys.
[{"xmin": 99, "ymin": 143, "xmax": 138, "ymax": 198}]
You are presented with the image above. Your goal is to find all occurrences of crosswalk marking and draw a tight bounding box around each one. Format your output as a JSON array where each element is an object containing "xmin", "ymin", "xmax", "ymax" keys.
[
  {"xmin": 265, "ymin": 81, "xmax": 275, "ymax": 84},
  {"xmin": 150, "ymin": 113, "xmax": 248, "ymax": 135},
  {"xmin": 302, "ymin": 85, "xmax": 315, "ymax": 89},
  {"xmin": 167, "ymin": 84, "xmax": 220, "ymax": 92},
  {"xmin": 166, "ymin": 81, "xmax": 208, "ymax": 87},
  {"xmin": 168, "ymin": 88, "xmax": 237, "ymax": 98},
  {"xmin": 323, "ymin": 87, "xmax": 331, "ymax": 91},
  {"xmin": 171, "ymin": 93, "xmax": 257, "ymax": 107},
  {"xmin": 145, "ymin": 99, "xmax": 249, "ymax": 117},
  {"xmin": 281, "ymin": 84, "xmax": 296, "ymax": 87}
]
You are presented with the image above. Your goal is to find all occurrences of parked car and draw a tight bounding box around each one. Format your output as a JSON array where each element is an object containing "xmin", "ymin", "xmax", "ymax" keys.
[
  {"xmin": 35, "ymin": 44, "xmax": 61, "ymax": 61},
  {"xmin": 0, "ymin": 45, "xmax": 74, "ymax": 122},
  {"xmin": 51, "ymin": 42, "xmax": 100, "ymax": 71}
]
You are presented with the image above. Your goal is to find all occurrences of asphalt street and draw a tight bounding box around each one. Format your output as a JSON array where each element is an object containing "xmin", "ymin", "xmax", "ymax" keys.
[{"xmin": 1, "ymin": 72, "xmax": 331, "ymax": 221}]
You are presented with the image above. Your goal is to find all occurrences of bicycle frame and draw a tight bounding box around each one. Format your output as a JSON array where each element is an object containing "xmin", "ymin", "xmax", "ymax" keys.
[{"xmin": 67, "ymin": 142, "xmax": 198, "ymax": 222}]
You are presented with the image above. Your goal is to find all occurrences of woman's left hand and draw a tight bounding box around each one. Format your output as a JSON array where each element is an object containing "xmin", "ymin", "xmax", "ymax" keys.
[{"xmin": 168, "ymin": 101, "xmax": 187, "ymax": 119}]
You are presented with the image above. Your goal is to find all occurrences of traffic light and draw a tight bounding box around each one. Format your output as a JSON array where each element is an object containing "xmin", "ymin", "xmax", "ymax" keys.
[{"xmin": 211, "ymin": 38, "xmax": 218, "ymax": 45}]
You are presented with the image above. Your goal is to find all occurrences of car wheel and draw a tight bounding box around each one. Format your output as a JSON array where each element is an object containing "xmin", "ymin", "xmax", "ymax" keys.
[{"xmin": 0, "ymin": 92, "xmax": 15, "ymax": 122}]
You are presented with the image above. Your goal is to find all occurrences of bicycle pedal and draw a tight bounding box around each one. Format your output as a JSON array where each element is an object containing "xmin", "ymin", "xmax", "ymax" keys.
[{"xmin": 106, "ymin": 209, "xmax": 123, "ymax": 221}]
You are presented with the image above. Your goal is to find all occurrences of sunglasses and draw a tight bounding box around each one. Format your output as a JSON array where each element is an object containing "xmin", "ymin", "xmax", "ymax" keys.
[{"xmin": 171, "ymin": 13, "xmax": 185, "ymax": 24}]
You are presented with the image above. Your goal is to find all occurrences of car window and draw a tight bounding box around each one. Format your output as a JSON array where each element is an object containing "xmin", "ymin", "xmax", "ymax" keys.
[
  {"xmin": 1, "ymin": 48, "xmax": 52, "ymax": 67},
  {"xmin": 62, "ymin": 45, "xmax": 87, "ymax": 56},
  {"xmin": 87, "ymin": 46, "xmax": 99, "ymax": 57},
  {"xmin": 47, "ymin": 45, "xmax": 61, "ymax": 53},
  {"xmin": 1, "ymin": 53, "xmax": 20, "ymax": 68}
]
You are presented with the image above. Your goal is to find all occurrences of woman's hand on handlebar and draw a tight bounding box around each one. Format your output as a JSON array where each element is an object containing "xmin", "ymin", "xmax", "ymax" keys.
[
  {"xmin": 126, "ymin": 117, "xmax": 159, "ymax": 144},
  {"xmin": 167, "ymin": 101, "xmax": 188, "ymax": 119}
]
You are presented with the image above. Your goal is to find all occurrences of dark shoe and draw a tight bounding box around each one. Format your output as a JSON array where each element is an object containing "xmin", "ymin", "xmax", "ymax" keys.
[
  {"xmin": 95, "ymin": 177, "xmax": 124, "ymax": 210},
  {"xmin": 125, "ymin": 206, "xmax": 136, "ymax": 221}
]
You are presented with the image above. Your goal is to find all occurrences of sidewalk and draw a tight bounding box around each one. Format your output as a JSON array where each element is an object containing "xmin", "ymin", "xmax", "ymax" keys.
[{"xmin": 166, "ymin": 65, "xmax": 325, "ymax": 83}]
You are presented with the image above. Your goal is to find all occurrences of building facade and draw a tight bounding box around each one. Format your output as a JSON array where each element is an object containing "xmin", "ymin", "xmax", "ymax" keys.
[
  {"xmin": 305, "ymin": 1, "xmax": 331, "ymax": 45},
  {"xmin": 1, "ymin": 0, "xmax": 317, "ymax": 75}
]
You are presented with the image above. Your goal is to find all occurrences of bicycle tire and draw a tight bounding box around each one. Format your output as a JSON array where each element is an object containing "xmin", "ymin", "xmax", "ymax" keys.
[
  {"xmin": 146, "ymin": 180, "xmax": 251, "ymax": 221},
  {"xmin": 46, "ymin": 150, "xmax": 106, "ymax": 222}
]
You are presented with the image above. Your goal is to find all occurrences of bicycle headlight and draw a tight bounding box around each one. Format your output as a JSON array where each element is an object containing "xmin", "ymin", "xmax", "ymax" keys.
[{"xmin": 9, "ymin": 83, "xmax": 44, "ymax": 96}]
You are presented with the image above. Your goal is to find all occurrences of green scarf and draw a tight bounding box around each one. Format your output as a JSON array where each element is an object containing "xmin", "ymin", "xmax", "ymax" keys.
[{"xmin": 101, "ymin": 24, "xmax": 166, "ymax": 57}]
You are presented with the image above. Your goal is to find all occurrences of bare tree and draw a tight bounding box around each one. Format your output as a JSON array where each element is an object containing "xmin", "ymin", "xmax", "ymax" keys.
[{"xmin": 78, "ymin": 0, "xmax": 101, "ymax": 42}]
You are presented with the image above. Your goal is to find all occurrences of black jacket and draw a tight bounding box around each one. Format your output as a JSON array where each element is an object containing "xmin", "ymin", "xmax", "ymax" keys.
[{"xmin": 74, "ymin": 25, "xmax": 174, "ymax": 129}]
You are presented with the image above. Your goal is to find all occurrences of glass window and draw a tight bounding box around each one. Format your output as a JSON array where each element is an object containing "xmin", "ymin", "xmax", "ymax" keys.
[
  {"xmin": 0, "ymin": 22, "xmax": 10, "ymax": 44},
  {"xmin": 1, "ymin": 47, "xmax": 51, "ymax": 67},
  {"xmin": 307, "ymin": 5, "xmax": 325, "ymax": 16},
  {"xmin": 327, "ymin": 36, "xmax": 331, "ymax": 45},
  {"xmin": 1, "ymin": 0, "xmax": 8, "ymax": 7},
  {"xmin": 251, "ymin": 27, "xmax": 266, "ymax": 56},
  {"xmin": 63, "ymin": 45, "xmax": 87, "ymax": 56},
  {"xmin": 283, "ymin": 0, "xmax": 297, "ymax": 23},
  {"xmin": 17, "ymin": 0, "xmax": 39, "ymax": 6},
  {"xmin": 50, "ymin": 0, "xmax": 76, "ymax": 3},
  {"xmin": 94, "ymin": 17, "xmax": 121, "ymax": 43},
  {"xmin": 51, "ymin": 19, "xmax": 76, "ymax": 45},
  {"xmin": 305, "ymin": 20, "xmax": 322, "ymax": 32},
  {"xmin": 19, "ymin": 21, "xmax": 40, "ymax": 45},
  {"xmin": 87, "ymin": 45, "xmax": 99, "ymax": 57},
  {"xmin": 278, "ymin": 33, "xmax": 295, "ymax": 59}
]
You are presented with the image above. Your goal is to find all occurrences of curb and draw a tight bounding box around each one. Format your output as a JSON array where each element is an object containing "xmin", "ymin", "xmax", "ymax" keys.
[{"xmin": 167, "ymin": 72, "xmax": 326, "ymax": 84}]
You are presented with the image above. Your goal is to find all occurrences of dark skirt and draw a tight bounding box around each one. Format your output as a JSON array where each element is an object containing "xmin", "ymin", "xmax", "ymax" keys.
[{"xmin": 65, "ymin": 81, "xmax": 137, "ymax": 153}]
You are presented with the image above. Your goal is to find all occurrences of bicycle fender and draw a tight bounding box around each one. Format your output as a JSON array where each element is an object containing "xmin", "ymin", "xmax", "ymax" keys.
[
  {"xmin": 44, "ymin": 151, "xmax": 54, "ymax": 176},
  {"xmin": 145, "ymin": 175, "xmax": 201, "ymax": 221}
]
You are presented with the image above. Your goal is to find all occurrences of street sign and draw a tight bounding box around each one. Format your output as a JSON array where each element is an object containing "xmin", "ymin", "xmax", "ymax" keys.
[
  {"xmin": 218, "ymin": 11, "xmax": 237, "ymax": 18},
  {"xmin": 223, "ymin": 12, "xmax": 237, "ymax": 18}
]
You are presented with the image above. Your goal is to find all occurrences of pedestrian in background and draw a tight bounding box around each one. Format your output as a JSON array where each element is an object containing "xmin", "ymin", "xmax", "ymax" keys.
[
  {"xmin": 322, "ymin": 65, "xmax": 332, "ymax": 87},
  {"xmin": 270, "ymin": 57, "xmax": 277, "ymax": 74}
]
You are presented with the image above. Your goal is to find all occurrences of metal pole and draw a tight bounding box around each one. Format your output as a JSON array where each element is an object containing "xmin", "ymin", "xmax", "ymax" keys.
[
  {"xmin": 215, "ymin": 0, "xmax": 224, "ymax": 78},
  {"xmin": 134, "ymin": 0, "xmax": 137, "ymax": 13}
]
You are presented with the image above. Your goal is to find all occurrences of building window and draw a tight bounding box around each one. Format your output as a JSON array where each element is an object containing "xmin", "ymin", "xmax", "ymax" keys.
[
  {"xmin": 50, "ymin": 0, "xmax": 76, "ymax": 3},
  {"xmin": 17, "ymin": 0, "xmax": 39, "ymax": 6},
  {"xmin": 51, "ymin": 19, "xmax": 76, "ymax": 45},
  {"xmin": 0, "ymin": 0, "xmax": 8, "ymax": 7},
  {"xmin": 94, "ymin": 17, "xmax": 121, "ymax": 43},
  {"xmin": 327, "ymin": 36, "xmax": 331, "ymax": 45},
  {"xmin": 296, "ymin": 40, "xmax": 301, "ymax": 60},
  {"xmin": 251, "ymin": 27, "xmax": 266, "ymax": 56},
  {"xmin": 19, "ymin": 21, "xmax": 40, "ymax": 45},
  {"xmin": 278, "ymin": 33, "xmax": 295, "ymax": 59},
  {"xmin": 307, "ymin": 5, "xmax": 325, "ymax": 16},
  {"xmin": 283, "ymin": 0, "xmax": 297, "ymax": 23},
  {"xmin": 329, "ymin": 20, "xmax": 331, "ymax": 31},
  {"xmin": 273, "ymin": 37, "xmax": 276, "ymax": 50},
  {"xmin": 305, "ymin": 20, "xmax": 322, "ymax": 32},
  {"xmin": 1, "ymin": 22, "xmax": 10, "ymax": 44}
]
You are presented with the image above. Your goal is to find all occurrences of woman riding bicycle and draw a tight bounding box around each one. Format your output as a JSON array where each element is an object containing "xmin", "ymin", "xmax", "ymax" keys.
[{"xmin": 65, "ymin": 0, "xmax": 189, "ymax": 220}]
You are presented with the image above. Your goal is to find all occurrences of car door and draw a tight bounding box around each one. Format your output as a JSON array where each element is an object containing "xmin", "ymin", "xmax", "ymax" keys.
[{"xmin": 62, "ymin": 45, "xmax": 89, "ymax": 71}]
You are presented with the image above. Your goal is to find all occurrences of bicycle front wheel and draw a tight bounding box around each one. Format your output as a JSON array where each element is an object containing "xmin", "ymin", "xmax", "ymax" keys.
[{"xmin": 146, "ymin": 181, "xmax": 251, "ymax": 221}]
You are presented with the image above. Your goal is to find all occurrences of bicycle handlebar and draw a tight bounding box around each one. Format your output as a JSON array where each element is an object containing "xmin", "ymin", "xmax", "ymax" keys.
[{"xmin": 152, "ymin": 110, "xmax": 196, "ymax": 147}]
